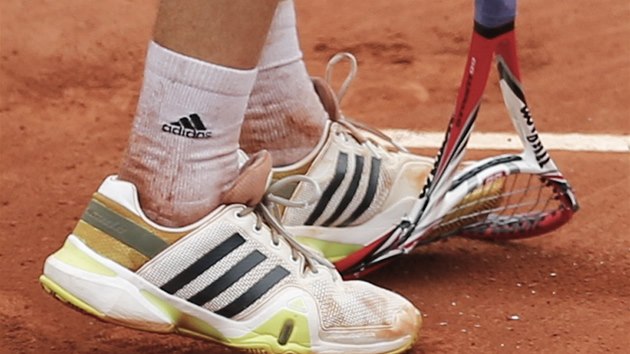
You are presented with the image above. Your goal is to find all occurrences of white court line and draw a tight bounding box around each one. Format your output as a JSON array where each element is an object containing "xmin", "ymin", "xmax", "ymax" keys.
[{"xmin": 382, "ymin": 129, "xmax": 630, "ymax": 153}]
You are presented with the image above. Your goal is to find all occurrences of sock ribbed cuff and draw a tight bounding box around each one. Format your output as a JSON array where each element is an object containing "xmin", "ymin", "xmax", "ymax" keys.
[{"xmin": 147, "ymin": 41, "xmax": 257, "ymax": 96}]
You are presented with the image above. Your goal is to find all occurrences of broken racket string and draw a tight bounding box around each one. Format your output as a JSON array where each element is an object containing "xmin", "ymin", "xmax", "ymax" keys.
[{"xmin": 430, "ymin": 172, "xmax": 571, "ymax": 240}]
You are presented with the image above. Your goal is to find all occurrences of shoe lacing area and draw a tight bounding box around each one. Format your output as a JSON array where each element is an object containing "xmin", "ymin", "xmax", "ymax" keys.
[
  {"xmin": 237, "ymin": 175, "xmax": 335, "ymax": 275},
  {"xmin": 320, "ymin": 52, "xmax": 409, "ymax": 156}
]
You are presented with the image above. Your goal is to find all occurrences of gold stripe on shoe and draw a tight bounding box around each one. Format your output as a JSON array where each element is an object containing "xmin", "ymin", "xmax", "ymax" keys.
[
  {"xmin": 72, "ymin": 193, "xmax": 189, "ymax": 270},
  {"xmin": 73, "ymin": 220, "xmax": 149, "ymax": 270}
]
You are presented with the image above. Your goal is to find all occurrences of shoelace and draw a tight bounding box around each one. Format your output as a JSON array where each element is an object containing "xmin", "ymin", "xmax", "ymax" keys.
[
  {"xmin": 237, "ymin": 175, "xmax": 335, "ymax": 274},
  {"xmin": 237, "ymin": 54, "xmax": 406, "ymax": 276},
  {"xmin": 325, "ymin": 52, "xmax": 410, "ymax": 154}
]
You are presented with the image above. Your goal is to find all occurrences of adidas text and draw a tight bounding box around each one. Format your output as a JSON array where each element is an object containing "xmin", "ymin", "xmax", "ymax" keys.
[
  {"xmin": 162, "ymin": 113, "xmax": 212, "ymax": 139},
  {"xmin": 162, "ymin": 124, "xmax": 212, "ymax": 139}
]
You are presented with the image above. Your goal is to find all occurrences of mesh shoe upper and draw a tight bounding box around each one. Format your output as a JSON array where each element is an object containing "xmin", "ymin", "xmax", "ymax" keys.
[
  {"xmin": 282, "ymin": 122, "xmax": 395, "ymax": 228},
  {"xmin": 278, "ymin": 77, "xmax": 434, "ymax": 230},
  {"xmin": 69, "ymin": 150, "xmax": 420, "ymax": 344},
  {"xmin": 138, "ymin": 210, "xmax": 411, "ymax": 331}
]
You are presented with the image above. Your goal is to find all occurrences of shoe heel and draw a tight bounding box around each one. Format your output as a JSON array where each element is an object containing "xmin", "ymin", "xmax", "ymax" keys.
[
  {"xmin": 40, "ymin": 235, "xmax": 174, "ymax": 333},
  {"xmin": 40, "ymin": 274, "xmax": 106, "ymax": 320}
]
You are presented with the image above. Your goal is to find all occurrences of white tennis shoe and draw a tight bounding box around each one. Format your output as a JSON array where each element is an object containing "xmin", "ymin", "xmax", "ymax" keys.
[{"xmin": 40, "ymin": 151, "xmax": 421, "ymax": 354}]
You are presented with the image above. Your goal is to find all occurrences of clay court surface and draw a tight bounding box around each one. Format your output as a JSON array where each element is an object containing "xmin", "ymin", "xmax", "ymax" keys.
[{"xmin": 1, "ymin": 0, "xmax": 629, "ymax": 353}]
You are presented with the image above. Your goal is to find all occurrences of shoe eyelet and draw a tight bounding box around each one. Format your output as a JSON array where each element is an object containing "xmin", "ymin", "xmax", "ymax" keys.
[
  {"xmin": 271, "ymin": 240, "xmax": 281, "ymax": 248},
  {"xmin": 252, "ymin": 224, "xmax": 262, "ymax": 233}
]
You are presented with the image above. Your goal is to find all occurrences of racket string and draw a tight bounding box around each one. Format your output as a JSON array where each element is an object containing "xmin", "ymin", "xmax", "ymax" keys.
[
  {"xmin": 508, "ymin": 174, "xmax": 531, "ymax": 219},
  {"xmin": 527, "ymin": 177, "xmax": 545, "ymax": 215},
  {"xmin": 432, "ymin": 173, "xmax": 565, "ymax": 237}
]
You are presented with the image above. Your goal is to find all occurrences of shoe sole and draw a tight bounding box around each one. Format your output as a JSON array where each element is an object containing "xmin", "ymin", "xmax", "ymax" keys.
[{"xmin": 40, "ymin": 235, "xmax": 418, "ymax": 354}]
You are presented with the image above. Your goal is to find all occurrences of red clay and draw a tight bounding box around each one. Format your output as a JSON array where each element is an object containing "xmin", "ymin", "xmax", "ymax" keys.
[{"xmin": 1, "ymin": 1, "xmax": 629, "ymax": 353}]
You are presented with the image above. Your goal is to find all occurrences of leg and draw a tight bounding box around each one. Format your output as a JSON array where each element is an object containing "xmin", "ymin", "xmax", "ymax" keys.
[
  {"xmin": 153, "ymin": 0, "xmax": 277, "ymax": 68},
  {"xmin": 40, "ymin": 3, "xmax": 422, "ymax": 352},
  {"xmin": 119, "ymin": 0, "xmax": 278, "ymax": 226},
  {"xmin": 240, "ymin": 0, "xmax": 328, "ymax": 166}
]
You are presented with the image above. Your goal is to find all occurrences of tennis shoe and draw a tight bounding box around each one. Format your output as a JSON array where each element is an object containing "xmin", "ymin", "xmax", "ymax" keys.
[{"xmin": 40, "ymin": 151, "xmax": 421, "ymax": 354}]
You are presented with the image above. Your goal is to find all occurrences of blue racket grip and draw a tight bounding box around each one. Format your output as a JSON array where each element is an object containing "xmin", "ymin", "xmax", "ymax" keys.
[{"xmin": 475, "ymin": 0, "xmax": 517, "ymax": 28}]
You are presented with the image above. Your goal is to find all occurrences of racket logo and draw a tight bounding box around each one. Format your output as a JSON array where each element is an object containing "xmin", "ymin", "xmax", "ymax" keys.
[
  {"xmin": 520, "ymin": 106, "xmax": 551, "ymax": 168},
  {"xmin": 469, "ymin": 57, "xmax": 477, "ymax": 75},
  {"xmin": 521, "ymin": 105, "xmax": 534, "ymax": 126}
]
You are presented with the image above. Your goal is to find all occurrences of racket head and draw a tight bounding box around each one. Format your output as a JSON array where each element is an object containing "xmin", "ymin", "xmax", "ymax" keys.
[
  {"xmin": 431, "ymin": 159, "xmax": 578, "ymax": 241},
  {"xmin": 425, "ymin": 56, "xmax": 579, "ymax": 242}
]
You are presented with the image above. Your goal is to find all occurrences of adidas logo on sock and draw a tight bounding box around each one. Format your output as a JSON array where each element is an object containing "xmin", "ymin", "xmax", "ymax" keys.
[{"xmin": 162, "ymin": 114, "xmax": 212, "ymax": 139}]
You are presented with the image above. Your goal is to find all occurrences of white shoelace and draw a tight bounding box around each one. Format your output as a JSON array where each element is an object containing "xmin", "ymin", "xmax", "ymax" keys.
[
  {"xmin": 325, "ymin": 52, "xmax": 409, "ymax": 154},
  {"xmin": 237, "ymin": 175, "xmax": 335, "ymax": 274}
]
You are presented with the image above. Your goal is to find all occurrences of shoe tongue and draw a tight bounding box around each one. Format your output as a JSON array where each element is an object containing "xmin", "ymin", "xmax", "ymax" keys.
[
  {"xmin": 312, "ymin": 77, "xmax": 342, "ymax": 122},
  {"xmin": 222, "ymin": 150, "xmax": 272, "ymax": 207}
]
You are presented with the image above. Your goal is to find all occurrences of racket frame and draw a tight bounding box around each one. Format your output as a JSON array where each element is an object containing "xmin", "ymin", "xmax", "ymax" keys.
[{"xmin": 341, "ymin": 20, "xmax": 578, "ymax": 278}]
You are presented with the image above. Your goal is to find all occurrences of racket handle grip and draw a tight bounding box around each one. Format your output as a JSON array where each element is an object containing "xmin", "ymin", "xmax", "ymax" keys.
[{"xmin": 475, "ymin": 0, "xmax": 517, "ymax": 28}]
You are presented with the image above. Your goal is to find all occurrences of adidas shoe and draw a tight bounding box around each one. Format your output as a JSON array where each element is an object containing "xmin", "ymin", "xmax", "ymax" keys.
[
  {"xmin": 274, "ymin": 53, "xmax": 494, "ymax": 278},
  {"xmin": 40, "ymin": 151, "xmax": 421, "ymax": 354}
]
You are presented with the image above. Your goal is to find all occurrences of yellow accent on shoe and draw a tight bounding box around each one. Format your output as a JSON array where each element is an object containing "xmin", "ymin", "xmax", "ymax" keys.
[
  {"xmin": 288, "ymin": 298, "xmax": 308, "ymax": 313},
  {"xmin": 140, "ymin": 290, "xmax": 228, "ymax": 341},
  {"xmin": 229, "ymin": 308, "xmax": 310, "ymax": 352},
  {"xmin": 51, "ymin": 238, "xmax": 117, "ymax": 277},
  {"xmin": 40, "ymin": 275, "xmax": 173, "ymax": 333},
  {"xmin": 42, "ymin": 276, "xmax": 312, "ymax": 353},
  {"xmin": 40, "ymin": 275, "xmax": 107, "ymax": 319},
  {"xmin": 74, "ymin": 220, "xmax": 148, "ymax": 270},
  {"xmin": 295, "ymin": 236, "xmax": 363, "ymax": 263},
  {"xmin": 141, "ymin": 290, "xmax": 311, "ymax": 352}
]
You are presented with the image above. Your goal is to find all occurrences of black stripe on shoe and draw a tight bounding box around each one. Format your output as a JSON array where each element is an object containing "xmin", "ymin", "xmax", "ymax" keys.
[
  {"xmin": 321, "ymin": 154, "xmax": 364, "ymax": 226},
  {"xmin": 304, "ymin": 152, "xmax": 348, "ymax": 226},
  {"xmin": 189, "ymin": 113, "xmax": 206, "ymax": 130},
  {"xmin": 188, "ymin": 250, "xmax": 267, "ymax": 306},
  {"xmin": 215, "ymin": 265, "xmax": 290, "ymax": 318},
  {"xmin": 339, "ymin": 157, "xmax": 381, "ymax": 227},
  {"xmin": 160, "ymin": 233, "xmax": 246, "ymax": 294},
  {"xmin": 179, "ymin": 117, "xmax": 194, "ymax": 129}
]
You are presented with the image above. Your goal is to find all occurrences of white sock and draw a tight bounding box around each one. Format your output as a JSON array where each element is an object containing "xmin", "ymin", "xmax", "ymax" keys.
[
  {"xmin": 119, "ymin": 41, "xmax": 257, "ymax": 227},
  {"xmin": 241, "ymin": 0, "xmax": 328, "ymax": 167}
]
